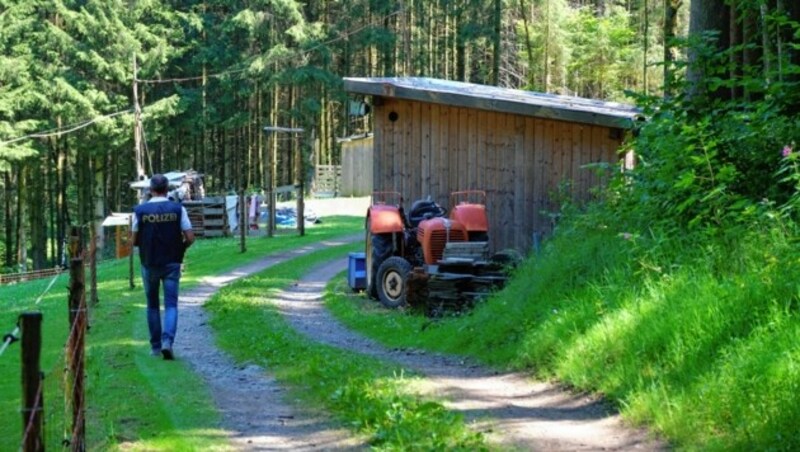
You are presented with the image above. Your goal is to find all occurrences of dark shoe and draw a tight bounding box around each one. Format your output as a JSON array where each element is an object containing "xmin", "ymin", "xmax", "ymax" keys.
[{"xmin": 161, "ymin": 344, "xmax": 174, "ymax": 360}]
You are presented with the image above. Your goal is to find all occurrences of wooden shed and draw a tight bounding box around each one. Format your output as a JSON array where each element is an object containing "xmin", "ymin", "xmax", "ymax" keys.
[
  {"xmin": 343, "ymin": 77, "xmax": 640, "ymax": 252},
  {"xmin": 339, "ymin": 133, "xmax": 374, "ymax": 197}
]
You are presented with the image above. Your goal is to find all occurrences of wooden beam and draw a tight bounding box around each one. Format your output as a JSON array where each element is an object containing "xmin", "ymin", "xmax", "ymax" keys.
[{"xmin": 262, "ymin": 126, "xmax": 305, "ymax": 133}]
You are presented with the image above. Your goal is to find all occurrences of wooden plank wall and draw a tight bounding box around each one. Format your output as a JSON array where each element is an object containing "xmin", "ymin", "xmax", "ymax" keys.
[
  {"xmin": 340, "ymin": 136, "xmax": 374, "ymax": 196},
  {"xmin": 373, "ymin": 98, "xmax": 624, "ymax": 252}
]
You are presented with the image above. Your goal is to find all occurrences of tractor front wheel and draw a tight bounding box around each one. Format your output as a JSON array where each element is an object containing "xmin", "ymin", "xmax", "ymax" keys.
[{"xmin": 376, "ymin": 256, "xmax": 412, "ymax": 309}]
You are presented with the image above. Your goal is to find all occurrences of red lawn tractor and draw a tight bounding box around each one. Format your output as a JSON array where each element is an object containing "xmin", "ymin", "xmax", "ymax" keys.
[{"xmin": 365, "ymin": 191, "xmax": 516, "ymax": 314}]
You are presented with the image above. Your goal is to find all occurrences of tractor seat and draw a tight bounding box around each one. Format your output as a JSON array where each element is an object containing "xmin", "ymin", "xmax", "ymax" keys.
[{"xmin": 407, "ymin": 199, "xmax": 445, "ymax": 228}]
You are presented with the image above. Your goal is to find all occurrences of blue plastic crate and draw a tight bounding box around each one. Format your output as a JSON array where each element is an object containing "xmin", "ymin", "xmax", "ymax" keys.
[{"xmin": 348, "ymin": 252, "xmax": 366, "ymax": 291}]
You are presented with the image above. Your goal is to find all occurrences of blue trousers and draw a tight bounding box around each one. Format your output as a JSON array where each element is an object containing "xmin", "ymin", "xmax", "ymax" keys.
[{"xmin": 141, "ymin": 263, "xmax": 181, "ymax": 351}]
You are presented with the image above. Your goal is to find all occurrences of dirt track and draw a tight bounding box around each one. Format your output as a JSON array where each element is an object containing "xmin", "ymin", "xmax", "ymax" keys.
[
  {"xmin": 177, "ymin": 236, "xmax": 365, "ymax": 451},
  {"xmin": 271, "ymin": 259, "xmax": 665, "ymax": 451}
]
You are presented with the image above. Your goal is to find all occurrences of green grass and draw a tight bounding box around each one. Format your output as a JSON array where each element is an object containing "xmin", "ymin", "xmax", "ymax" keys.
[
  {"xmin": 204, "ymin": 244, "xmax": 486, "ymax": 450},
  {"xmin": 0, "ymin": 216, "xmax": 361, "ymax": 450},
  {"xmin": 326, "ymin": 225, "xmax": 800, "ymax": 450}
]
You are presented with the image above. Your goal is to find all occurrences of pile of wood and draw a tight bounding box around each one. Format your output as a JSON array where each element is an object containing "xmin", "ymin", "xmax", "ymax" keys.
[{"xmin": 183, "ymin": 196, "xmax": 229, "ymax": 238}]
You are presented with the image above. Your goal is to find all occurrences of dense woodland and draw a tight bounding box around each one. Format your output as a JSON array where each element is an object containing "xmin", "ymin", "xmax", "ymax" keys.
[{"xmin": 0, "ymin": 0, "xmax": 798, "ymax": 271}]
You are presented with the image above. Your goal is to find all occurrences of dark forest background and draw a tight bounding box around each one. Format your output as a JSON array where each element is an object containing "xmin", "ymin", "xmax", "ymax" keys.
[{"xmin": 0, "ymin": 0, "xmax": 798, "ymax": 271}]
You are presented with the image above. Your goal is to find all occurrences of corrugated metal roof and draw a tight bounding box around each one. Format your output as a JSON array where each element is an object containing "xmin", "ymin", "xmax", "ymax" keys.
[
  {"xmin": 343, "ymin": 77, "xmax": 641, "ymax": 129},
  {"xmin": 101, "ymin": 213, "xmax": 132, "ymax": 227},
  {"xmin": 130, "ymin": 171, "xmax": 201, "ymax": 189}
]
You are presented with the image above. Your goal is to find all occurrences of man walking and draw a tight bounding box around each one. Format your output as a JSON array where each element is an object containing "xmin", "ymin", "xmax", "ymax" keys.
[{"xmin": 132, "ymin": 174, "xmax": 195, "ymax": 360}]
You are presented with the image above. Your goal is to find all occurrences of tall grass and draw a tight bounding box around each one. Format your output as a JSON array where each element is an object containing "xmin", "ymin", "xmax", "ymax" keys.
[{"xmin": 327, "ymin": 221, "xmax": 800, "ymax": 450}]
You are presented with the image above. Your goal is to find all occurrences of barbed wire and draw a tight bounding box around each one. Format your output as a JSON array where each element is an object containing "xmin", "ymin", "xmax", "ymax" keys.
[
  {"xmin": 61, "ymin": 306, "xmax": 87, "ymax": 449},
  {"xmin": 0, "ymin": 271, "xmax": 65, "ymax": 358},
  {"xmin": 43, "ymin": 349, "xmax": 66, "ymax": 448},
  {"xmin": 20, "ymin": 377, "xmax": 44, "ymax": 449}
]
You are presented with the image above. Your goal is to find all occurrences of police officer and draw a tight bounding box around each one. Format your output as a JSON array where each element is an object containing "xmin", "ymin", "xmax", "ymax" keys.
[{"xmin": 132, "ymin": 174, "xmax": 195, "ymax": 360}]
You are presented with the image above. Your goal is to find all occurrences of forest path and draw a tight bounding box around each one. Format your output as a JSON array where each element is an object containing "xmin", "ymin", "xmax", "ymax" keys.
[
  {"xmin": 272, "ymin": 258, "xmax": 666, "ymax": 451},
  {"xmin": 176, "ymin": 235, "xmax": 365, "ymax": 451}
]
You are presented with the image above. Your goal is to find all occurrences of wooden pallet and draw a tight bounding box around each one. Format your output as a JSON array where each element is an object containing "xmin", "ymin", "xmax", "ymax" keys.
[{"xmin": 184, "ymin": 196, "xmax": 230, "ymax": 238}]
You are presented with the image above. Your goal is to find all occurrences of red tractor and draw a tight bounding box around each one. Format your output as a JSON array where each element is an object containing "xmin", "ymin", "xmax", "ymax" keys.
[{"xmin": 365, "ymin": 191, "xmax": 515, "ymax": 313}]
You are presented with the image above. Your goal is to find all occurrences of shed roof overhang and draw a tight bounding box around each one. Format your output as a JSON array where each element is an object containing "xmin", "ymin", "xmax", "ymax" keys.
[{"xmin": 343, "ymin": 77, "xmax": 641, "ymax": 130}]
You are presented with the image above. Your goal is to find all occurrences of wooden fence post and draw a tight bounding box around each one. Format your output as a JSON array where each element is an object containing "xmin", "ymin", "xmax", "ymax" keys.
[
  {"xmin": 268, "ymin": 189, "xmax": 276, "ymax": 238},
  {"xmin": 129, "ymin": 215, "xmax": 135, "ymax": 289},
  {"xmin": 20, "ymin": 312, "xmax": 44, "ymax": 452},
  {"xmin": 296, "ymin": 132, "xmax": 305, "ymax": 237},
  {"xmin": 240, "ymin": 190, "xmax": 247, "ymax": 253},
  {"xmin": 67, "ymin": 226, "xmax": 86, "ymax": 452},
  {"xmin": 90, "ymin": 226, "xmax": 98, "ymax": 305}
]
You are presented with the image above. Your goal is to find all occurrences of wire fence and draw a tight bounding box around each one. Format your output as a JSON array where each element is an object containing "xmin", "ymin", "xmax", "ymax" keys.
[
  {"xmin": 0, "ymin": 267, "xmax": 65, "ymax": 285},
  {"xmin": 5, "ymin": 226, "xmax": 88, "ymax": 450}
]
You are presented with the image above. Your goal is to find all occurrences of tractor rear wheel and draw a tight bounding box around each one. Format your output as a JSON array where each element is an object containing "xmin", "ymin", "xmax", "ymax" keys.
[
  {"xmin": 376, "ymin": 256, "xmax": 412, "ymax": 309},
  {"xmin": 366, "ymin": 225, "xmax": 393, "ymax": 299}
]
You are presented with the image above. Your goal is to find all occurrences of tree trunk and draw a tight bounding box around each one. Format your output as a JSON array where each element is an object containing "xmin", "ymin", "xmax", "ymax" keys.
[
  {"xmin": 779, "ymin": 0, "xmax": 800, "ymax": 97},
  {"xmin": 729, "ymin": 0, "xmax": 743, "ymax": 99},
  {"xmin": 492, "ymin": 0, "xmax": 502, "ymax": 85},
  {"xmin": 4, "ymin": 171, "xmax": 16, "ymax": 268},
  {"xmin": 28, "ymin": 161, "xmax": 47, "ymax": 269},
  {"xmin": 16, "ymin": 165, "xmax": 27, "ymax": 272},
  {"xmin": 742, "ymin": 2, "xmax": 762, "ymax": 101},
  {"xmin": 94, "ymin": 155, "xmax": 106, "ymax": 255},
  {"xmin": 519, "ymin": 0, "xmax": 536, "ymax": 88},
  {"xmin": 643, "ymin": 0, "xmax": 650, "ymax": 94},
  {"xmin": 57, "ymin": 137, "xmax": 69, "ymax": 266},
  {"xmin": 663, "ymin": 0, "xmax": 682, "ymax": 97},
  {"xmin": 49, "ymin": 150, "xmax": 57, "ymax": 266},
  {"xmin": 687, "ymin": 0, "xmax": 731, "ymax": 100},
  {"xmin": 544, "ymin": 0, "xmax": 551, "ymax": 92}
]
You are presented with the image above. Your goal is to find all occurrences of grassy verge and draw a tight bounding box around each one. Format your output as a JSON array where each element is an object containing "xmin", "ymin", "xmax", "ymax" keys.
[
  {"xmin": 0, "ymin": 216, "xmax": 361, "ymax": 450},
  {"xmin": 205, "ymin": 244, "xmax": 485, "ymax": 450},
  {"xmin": 326, "ymin": 225, "xmax": 800, "ymax": 450}
]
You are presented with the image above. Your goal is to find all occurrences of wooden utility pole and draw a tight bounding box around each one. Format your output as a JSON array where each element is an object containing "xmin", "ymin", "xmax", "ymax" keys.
[
  {"xmin": 67, "ymin": 226, "xmax": 86, "ymax": 452},
  {"xmin": 132, "ymin": 54, "xmax": 145, "ymax": 188},
  {"xmin": 263, "ymin": 126, "xmax": 305, "ymax": 237},
  {"xmin": 20, "ymin": 312, "xmax": 44, "ymax": 452}
]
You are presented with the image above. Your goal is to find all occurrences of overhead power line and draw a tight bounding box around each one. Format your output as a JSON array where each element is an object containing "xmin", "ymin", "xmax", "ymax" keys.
[{"xmin": 0, "ymin": 109, "xmax": 133, "ymax": 147}]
